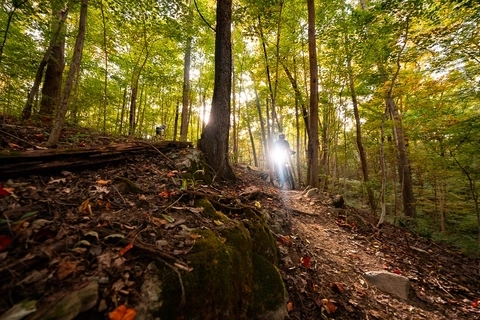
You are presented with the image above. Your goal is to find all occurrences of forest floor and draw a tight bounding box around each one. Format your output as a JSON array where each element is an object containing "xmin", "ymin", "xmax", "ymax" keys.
[{"xmin": 0, "ymin": 117, "xmax": 480, "ymax": 319}]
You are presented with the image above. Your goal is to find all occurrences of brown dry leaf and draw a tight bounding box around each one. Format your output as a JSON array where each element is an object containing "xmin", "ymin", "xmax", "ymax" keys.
[
  {"xmin": 312, "ymin": 284, "xmax": 321, "ymax": 293},
  {"xmin": 321, "ymin": 298, "xmax": 336, "ymax": 314},
  {"xmin": 8, "ymin": 143, "xmax": 21, "ymax": 150},
  {"xmin": 79, "ymin": 199, "xmax": 93, "ymax": 215},
  {"xmin": 331, "ymin": 282, "xmax": 345, "ymax": 293},
  {"xmin": 150, "ymin": 216, "xmax": 168, "ymax": 227},
  {"xmin": 57, "ymin": 260, "xmax": 78, "ymax": 280},
  {"xmin": 166, "ymin": 170, "xmax": 178, "ymax": 177},
  {"xmin": 97, "ymin": 180, "xmax": 112, "ymax": 186}
]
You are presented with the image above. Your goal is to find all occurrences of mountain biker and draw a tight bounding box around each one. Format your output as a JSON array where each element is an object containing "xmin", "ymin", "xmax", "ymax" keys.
[{"xmin": 272, "ymin": 133, "xmax": 295, "ymax": 188}]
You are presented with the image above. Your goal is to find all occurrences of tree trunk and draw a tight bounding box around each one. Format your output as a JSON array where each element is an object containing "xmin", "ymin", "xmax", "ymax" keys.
[
  {"xmin": 46, "ymin": 1, "xmax": 87, "ymax": 147},
  {"xmin": 307, "ymin": 0, "xmax": 319, "ymax": 188},
  {"xmin": 100, "ymin": 0, "xmax": 108, "ymax": 133},
  {"xmin": 345, "ymin": 35, "xmax": 376, "ymax": 213},
  {"xmin": 22, "ymin": 8, "xmax": 69, "ymax": 120},
  {"xmin": 387, "ymin": 96, "xmax": 416, "ymax": 218},
  {"xmin": 0, "ymin": 0, "xmax": 27, "ymax": 63},
  {"xmin": 254, "ymin": 88, "xmax": 268, "ymax": 168},
  {"xmin": 39, "ymin": 8, "xmax": 66, "ymax": 118},
  {"xmin": 180, "ymin": 0, "xmax": 192, "ymax": 142},
  {"xmin": 198, "ymin": 0, "xmax": 235, "ymax": 181},
  {"xmin": 173, "ymin": 101, "xmax": 179, "ymax": 142},
  {"xmin": 128, "ymin": 85, "xmax": 137, "ymax": 136},
  {"xmin": 247, "ymin": 117, "xmax": 258, "ymax": 167}
]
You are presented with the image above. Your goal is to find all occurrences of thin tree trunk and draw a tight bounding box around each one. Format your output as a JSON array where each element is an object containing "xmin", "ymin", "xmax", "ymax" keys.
[
  {"xmin": 46, "ymin": 1, "xmax": 87, "ymax": 147},
  {"xmin": 119, "ymin": 87, "xmax": 127, "ymax": 134},
  {"xmin": 173, "ymin": 101, "xmax": 179, "ymax": 142},
  {"xmin": 180, "ymin": 0, "xmax": 192, "ymax": 141},
  {"xmin": 345, "ymin": 34, "xmax": 376, "ymax": 213},
  {"xmin": 100, "ymin": 0, "xmax": 108, "ymax": 133},
  {"xmin": 0, "ymin": 0, "xmax": 28, "ymax": 63},
  {"xmin": 307, "ymin": 0, "xmax": 319, "ymax": 188},
  {"xmin": 377, "ymin": 107, "xmax": 388, "ymax": 228},
  {"xmin": 254, "ymin": 87, "xmax": 268, "ymax": 168},
  {"xmin": 247, "ymin": 117, "xmax": 258, "ymax": 167},
  {"xmin": 22, "ymin": 7, "xmax": 69, "ymax": 120}
]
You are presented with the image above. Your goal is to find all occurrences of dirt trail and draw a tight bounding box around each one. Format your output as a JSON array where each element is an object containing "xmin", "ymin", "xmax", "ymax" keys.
[{"xmin": 278, "ymin": 189, "xmax": 480, "ymax": 320}]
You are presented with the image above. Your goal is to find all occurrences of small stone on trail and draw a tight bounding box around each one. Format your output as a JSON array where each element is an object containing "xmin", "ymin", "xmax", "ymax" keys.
[{"xmin": 364, "ymin": 271, "xmax": 411, "ymax": 300}]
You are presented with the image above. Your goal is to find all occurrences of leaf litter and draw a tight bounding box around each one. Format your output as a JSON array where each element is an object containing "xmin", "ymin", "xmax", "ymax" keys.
[{"xmin": 0, "ymin": 120, "xmax": 479, "ymax": 319}]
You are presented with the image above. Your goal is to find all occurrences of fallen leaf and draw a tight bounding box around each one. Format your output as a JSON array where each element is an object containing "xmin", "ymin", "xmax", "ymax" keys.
[
  {"xmin": 120, "ymin": 243, "xmax": 134, "ymax": 256},
  {"xmin": 321, "ymin": 298, "xmax": 336, "ymax": 314},
  {"xmin": 392, "ymin": 268, "xmax": 402, "ymax": 275},
  {"xmin": 159, "ymin": 190, "xmax": 170, "ymax": 198},
  {"xmin": 286, "ymin": 301, "xmax": 294, "ymax": 312},
  {"xmin": 57, "ymin": 260, "xmax": 78, "ymax": 280},
  {"xmin": 49, "ymin": 178, "xmax": 66, "ymax": 184},
  {"xmin": 300, "ymin": 255, "xmax": 311, "ymax": 268},
  {"xmin": 161, "ymin": 214, "xmax": 175, "ymax": 223},
  {"xmin": 0, "ymin": 184, "xmax": 11, "ymax": 197},
  {"xmin": 8, "ymin": 143, "xmax": 21, "ymax": 149},
  {"xmin": 167, "ymin": 170, "xmax": 178, "ymax": 177},
  {"xmin": 472, "ymin": 299, "xmax": 479, "ymax": 308},
  {"xmin": 108, "ymin": 305, "xmax": 136, "ymax": 320},
  {"xmin": 79, "ymin": 199, "xmax": 93, "ymax": 215},
  {"xmin": 331, "ymin": 282, "xmax": 345, "ymax": 293},
  {"xmin": 0, "ymin": 235, "xmax": 13, "ymax": 252}
]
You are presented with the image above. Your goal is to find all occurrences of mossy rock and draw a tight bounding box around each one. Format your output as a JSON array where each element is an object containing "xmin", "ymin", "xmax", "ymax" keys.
[
  {"xmin": 243, "ymin": 208, "xmax": 278, "ymax": 264},
  {"xmin": 147, "ymin": 221, "xmax": 286, "ymax": 319},
  {"xmin": 195, "ymin": 198, "xmax": 229, "ymax": 221},
  {"xmin": 248, "ymin": 253, "xmax": 287, "ymax": 320}
]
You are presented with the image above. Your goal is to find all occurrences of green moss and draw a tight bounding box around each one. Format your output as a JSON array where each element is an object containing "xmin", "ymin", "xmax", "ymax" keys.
[
  {"xmin": 151, "ymin": 207, "xmax": 285, "ymax": 320},
  {"xmin": 157, "ymin": 227, "xmax": 253, "ymax": 319},
  {"xmin": 196, "ymin": 198, "xmax": 228, "ymax": 220},
  {"xmin": 248, "ymin": 253, "xmax": 286, "ymax": 318},
  {"xmin": 243, "ymin": 208, "xmax": 278, "ymax": 264}
]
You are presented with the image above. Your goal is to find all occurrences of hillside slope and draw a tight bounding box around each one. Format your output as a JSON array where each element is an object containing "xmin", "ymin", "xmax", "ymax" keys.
[{"xmin": 0, "ymin": 121, "xmax": 479, "ymax": 319}]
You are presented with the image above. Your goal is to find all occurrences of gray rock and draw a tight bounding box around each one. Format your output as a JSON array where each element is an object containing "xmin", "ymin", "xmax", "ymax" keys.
[
  {"xmin": 305, "ymin": 188, "xmax": 319, "ymax": 198},
  {"xmin": 364, "ymin": 271, "xmax": 411, "ymax": 300}
]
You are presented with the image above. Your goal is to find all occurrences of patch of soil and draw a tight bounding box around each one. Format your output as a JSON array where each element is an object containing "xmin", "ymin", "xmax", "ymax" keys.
[{"xmin": 1, "ymin": 118, "xmax": 479, "ymax": 319}]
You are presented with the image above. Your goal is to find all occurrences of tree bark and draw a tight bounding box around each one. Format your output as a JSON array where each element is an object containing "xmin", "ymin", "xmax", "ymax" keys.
[
  {"xmin": 345, "ymin": 34, "xmax": 376, "ymax": 213},
  {"xmin": 307, "ymin": 0, "xmax": 319, "ymax": 188},
  {"xmin": 38, "ymin": 8, "xmax": 66, "ymax": 118},
  {"xmin": 22, "ymin": 7, "xmax": 69, "ymax": 120},
  {"xmin": 46, "ymin": 1, "xmax": 87, "ymax": 147},
  {"xmin": 180, "ymin": 0, "xmax": 193, "ymax": 142},
  {"xmin": 198, "ymin": 0, "xmax": 235, "ymax": 181}
]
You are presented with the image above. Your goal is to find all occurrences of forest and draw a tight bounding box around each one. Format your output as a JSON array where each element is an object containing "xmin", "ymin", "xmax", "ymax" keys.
[{"xmin": 1, "ymin": 0, "xmax": 479, "ymax": 255}]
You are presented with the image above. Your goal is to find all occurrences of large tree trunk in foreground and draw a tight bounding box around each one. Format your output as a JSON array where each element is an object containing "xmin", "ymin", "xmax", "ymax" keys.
[
  {"xmin": 198, "ymin": 0, "xmax": 235, "ymax": 181},
  {"xmin": 46, "ymin": 0, "xmax": 88, "ymax": 147}
]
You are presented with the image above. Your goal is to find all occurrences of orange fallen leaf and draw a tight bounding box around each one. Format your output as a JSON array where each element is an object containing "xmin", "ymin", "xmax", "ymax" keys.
[
  {"xmin": 286, "ymin": 301, "xmax": 294, "ymax": 312},
  {"xmin": 167, "ymin": 170, "xmax": 178, "ymax": 177},
  {"xmin": 120, "ymin": 243, "xmax": 134, "ymax": 256},
  {"xmin": 109, "ymin": 305, "xmax": 136, "ymax": 320},
  {"xmin": 159, "ymin": 190, "xmax": 170, "ymax": 198},
  {"xmin": 321, "ymin": 299, "xmax": 336, "ymax": 314},
  {"xmin": 97, "ymin": 179, "xmax": 112, "ymax": 186},
  {"xmin": 331, "ymin": 282, "xmax": 344, "ymax": 293}
]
